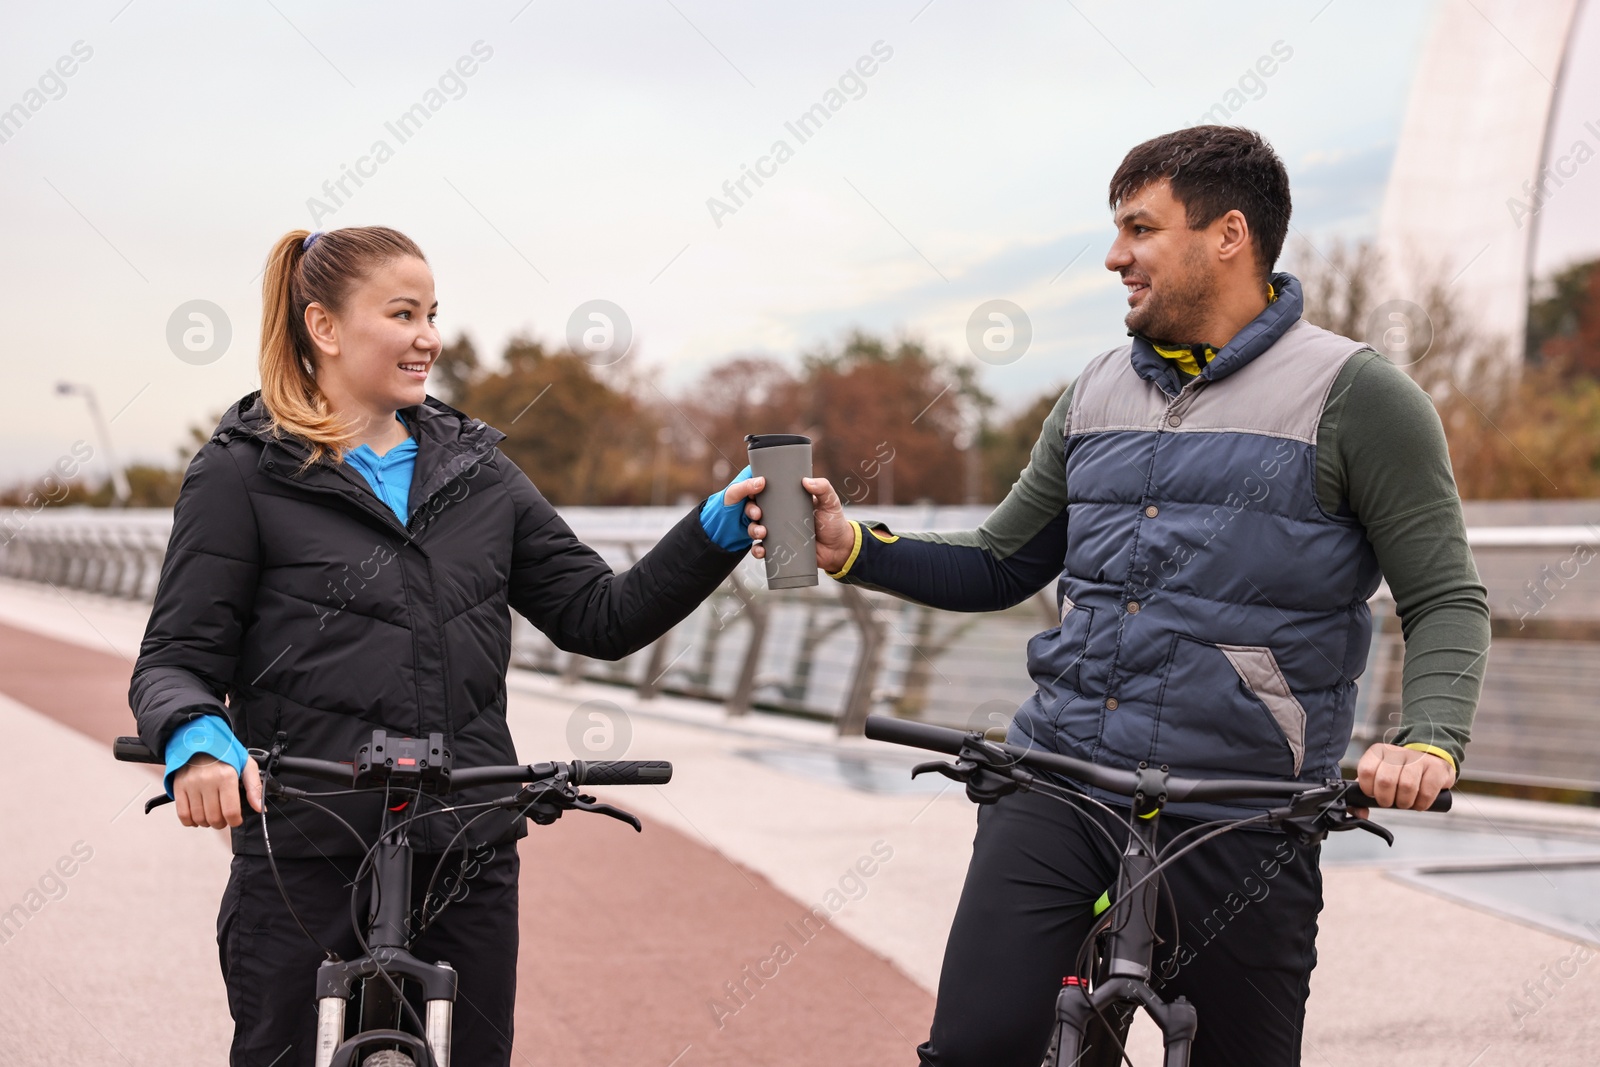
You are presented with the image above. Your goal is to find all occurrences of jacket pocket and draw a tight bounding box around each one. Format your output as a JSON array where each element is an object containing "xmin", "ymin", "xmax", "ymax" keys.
[
  {"xmin": 1216, "ymin": 644, "xmax": 1306, "ymax": 775},
  {"xmin": 1029, "ymin": 595, "xmax": 1095, "ymax": 700},
  {"xmin": 1150, "ymin": 635, "xmax": 1304, "ymax": 778}
]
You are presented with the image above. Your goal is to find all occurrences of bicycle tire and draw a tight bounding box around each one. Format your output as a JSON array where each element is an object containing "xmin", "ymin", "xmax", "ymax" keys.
[{"xmin": 361, "ymin": 1052, "xmax": 417, "ymax": 1067}]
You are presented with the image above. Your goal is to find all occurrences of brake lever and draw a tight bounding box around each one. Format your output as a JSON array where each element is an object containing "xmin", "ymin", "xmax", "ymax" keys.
[
  {"xmin": 912, "ymin": 758, "xmax": 971, "ymax": 782},
  {"xmin": 143, "ymin": 772, "xmax": 273, "ymax": 815},
  {"xmin": 1274, "ymin": 794, "xmax": 1395, "ymax": 847},
  {"xmin": 910, "ymin": 749, "xmax": 1032, "ymax": 805},
  {"xmin": 508, "ymin": 781, "xmax": 645, "ymax": 832},
  {"xmin": 570, "ymin": 793, "xmax": 643, "ymax": 832},
  {"xmin": 1342, "ymin": 815, "xmax": 1395, "ymax": 847}
]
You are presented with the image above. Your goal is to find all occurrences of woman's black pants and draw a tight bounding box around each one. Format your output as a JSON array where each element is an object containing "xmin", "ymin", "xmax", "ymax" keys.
[{"xmin": 217, "ymin": 843, "xmax": 520, "ymax": 1067}]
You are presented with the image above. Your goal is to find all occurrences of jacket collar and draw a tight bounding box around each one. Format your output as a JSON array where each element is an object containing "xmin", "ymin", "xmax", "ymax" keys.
[
  {"xmin": 216, "ymin": 392, "xmax": 506, "ymax": 532},
  {"xmin": 1128, "ymin": 271, "xmax": 1303, "ymax": 398}
]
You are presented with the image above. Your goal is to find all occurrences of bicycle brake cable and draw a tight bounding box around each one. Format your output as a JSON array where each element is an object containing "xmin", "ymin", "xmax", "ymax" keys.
[
  {"xmin": 274, "ymin": 785, "xmax": 431, "ymax": 1038},
  {"xmin": 259, "ymin": 800, "xmax": 338, "ymax": 961},
  {"xmin": 258, "ymin": 776, "xmax": 373, "ymax": 960},
  {"xmin": 1072, "ymin": 981, "xmax": 1139, "ymax": 1067},
  {"xmin": 1065, "ymin": 810, "xmax": 1273, "ymax": 994},
  {"xmin": 345, "ymin": 849, "xmax": 432, "ymax": 1046},
  {"xmin": 414, "ymin": 780, "xmax": 485, "ymax": 937},
  {"xmin": 1015, "ymin": 778, "xmax": 1130, "ymax": 857},
  {"xmin": 416, "ymin": 804, "xmax": 514, "ymax": 935},
  {"xmin": 1084, "ymin": 811, "xmax": 1276, "ymax": 952},
  {"xmin": 416, "ymin": 785, "xmax": 558, "ymax": 936}
]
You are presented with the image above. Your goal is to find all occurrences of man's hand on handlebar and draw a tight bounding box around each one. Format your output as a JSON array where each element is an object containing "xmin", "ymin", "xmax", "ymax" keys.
[
  {"xmin": 743, "ymin": 475, "xmax": 855, "ymax": 573},
  {"xmin": 1353, "ymin": 743, "xmax": 1455, "ymax": 817},
  {"xmin": 173, "ymin": 754, "xmax": 264, "ymax": 829}
]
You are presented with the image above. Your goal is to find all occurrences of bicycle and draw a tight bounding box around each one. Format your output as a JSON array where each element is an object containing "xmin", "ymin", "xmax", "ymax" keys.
[
  {"xmin": 862, "ymin": 714, "xmax": 1452, "ymax": 1067},
  {"xmin": 114, "ymin": 728, "xmax": 671, "ymax": 1067}
]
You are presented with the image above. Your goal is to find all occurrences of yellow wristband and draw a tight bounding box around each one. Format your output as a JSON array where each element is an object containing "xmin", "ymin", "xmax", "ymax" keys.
[
  {"xmin": 1402, "ymin": 742, "xmax": 1457, "ymax": 775},
  {"xmin": 826, "ymin": 520, "xmax": 864, "ymax": 579}
]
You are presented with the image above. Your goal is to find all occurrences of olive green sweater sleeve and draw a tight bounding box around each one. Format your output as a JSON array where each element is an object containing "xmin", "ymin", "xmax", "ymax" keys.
[
  {"xmin": 828, "ymin": 383, "xmax": 1075, "ymax": 611},
  {"xmin": 1317, "ymin": 351, "xmax": 1490, "ymax": 772}
]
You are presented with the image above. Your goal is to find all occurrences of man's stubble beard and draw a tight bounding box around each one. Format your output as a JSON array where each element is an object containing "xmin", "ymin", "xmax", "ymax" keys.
[{"xmin": 1123, "ymin": 243, "xmax": 1217, "ymax": 345}]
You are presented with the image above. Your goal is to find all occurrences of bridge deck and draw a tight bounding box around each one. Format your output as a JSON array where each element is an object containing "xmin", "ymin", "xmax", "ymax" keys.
[{"xmin": 2, "ymin": 578, "xmax": 1598, "ymax": 1064}]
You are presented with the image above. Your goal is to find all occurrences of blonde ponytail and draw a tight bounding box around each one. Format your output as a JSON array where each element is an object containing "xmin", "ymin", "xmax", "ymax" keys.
[{"xmin": 257, "ymin": 226, "xmax": 428, "ymax": 469}]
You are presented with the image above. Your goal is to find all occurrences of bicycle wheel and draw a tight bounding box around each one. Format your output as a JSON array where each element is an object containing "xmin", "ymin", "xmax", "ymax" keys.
[{"xmin": 362, "ymin": 1052, "xmax": 416, "ymax": 1067}]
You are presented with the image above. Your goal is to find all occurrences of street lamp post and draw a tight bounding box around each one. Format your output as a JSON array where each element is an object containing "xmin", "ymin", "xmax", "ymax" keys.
[{"xmin": 56, "ymin": 382, "xmax": 131, "ymax": 506}]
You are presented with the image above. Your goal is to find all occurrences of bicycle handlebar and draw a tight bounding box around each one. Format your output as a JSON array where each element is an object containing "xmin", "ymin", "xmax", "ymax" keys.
[
  {"xmin": 112, "ymin": 737, "xmax": 673, "ymax": 793},
  {"xmin": 570, "ymin": 760, "xmax": 673, "ymax": 788},
  {"xmin": 863, "ymin": 715, "xmax": 1451, "ymax": 812},
  {"xmin": 113, "ymin": 736, "xmax": 163, "ymax": 764}
]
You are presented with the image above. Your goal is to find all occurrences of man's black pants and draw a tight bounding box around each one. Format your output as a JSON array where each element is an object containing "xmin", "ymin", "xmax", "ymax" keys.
[
  {"xmin": 217, "ymin": 843, "xmax": 520, "ymax": 1067},
  {"xmin": 918, "ymin": 788, "xmax": 1323, "ymax": 1066}
]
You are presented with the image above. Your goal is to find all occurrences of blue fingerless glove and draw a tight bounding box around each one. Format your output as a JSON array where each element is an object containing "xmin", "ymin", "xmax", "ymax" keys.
[
  {"xmin": 699, "ymin": 464, "xmax": 756, "ymax": 552},
  {"xmin": 163, "ymin": 713, "xmax": 250, "ymax": 798}
]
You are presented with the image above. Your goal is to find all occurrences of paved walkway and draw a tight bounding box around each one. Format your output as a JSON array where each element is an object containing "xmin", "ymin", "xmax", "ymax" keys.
[{"xmin": 3, "ymin": 577, "xmax": 1600, "ymax": 1064}]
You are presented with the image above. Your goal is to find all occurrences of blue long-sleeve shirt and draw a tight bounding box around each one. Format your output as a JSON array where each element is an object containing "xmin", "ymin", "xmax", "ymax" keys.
[{"xmin": 343, "ymin": 413, "xmax": 418, "ymax": 525}]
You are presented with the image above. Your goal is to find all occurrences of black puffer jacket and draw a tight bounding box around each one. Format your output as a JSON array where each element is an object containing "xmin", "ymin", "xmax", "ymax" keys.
[{"xmin": 129, "ymin": 391, "xmax": 742, "ymax": 857}]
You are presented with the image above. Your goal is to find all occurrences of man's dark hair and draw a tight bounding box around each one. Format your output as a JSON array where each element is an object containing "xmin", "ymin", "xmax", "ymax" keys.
[{"xmin": 1108, "ymin": 126, "xmax": 1291, "ymax": 280}]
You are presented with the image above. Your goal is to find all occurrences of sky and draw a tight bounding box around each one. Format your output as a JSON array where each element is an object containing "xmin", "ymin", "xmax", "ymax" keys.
[{"xmin": 0, "ymin": 0, "xmax": 1450, "ymax": 483}]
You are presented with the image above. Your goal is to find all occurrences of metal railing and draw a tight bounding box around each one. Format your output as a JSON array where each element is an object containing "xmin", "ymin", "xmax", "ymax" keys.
[
  {"xmin": 5, "ymin": 503, "xmax": 1600, "ymax": 789},
  {"xmin": 0, "ymin": 508, "xmax": 174, "ymax": 602},
  {"xmin": 499, "ymin": 507, "xmax": 1054, "ymax": 735}
]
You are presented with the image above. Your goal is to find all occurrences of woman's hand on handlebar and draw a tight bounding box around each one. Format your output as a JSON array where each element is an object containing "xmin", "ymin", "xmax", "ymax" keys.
[
  {"xmin": 173, "ymin": 754, "xmax": 264, "ymax": 829},
  {"xmin": 1353, "ymin": 743, "xmax": 1455, "ymax": 816}
]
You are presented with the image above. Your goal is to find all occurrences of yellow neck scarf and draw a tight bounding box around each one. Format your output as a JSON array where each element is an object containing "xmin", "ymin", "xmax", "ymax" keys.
[{"xmin": 1152, "ymin": 282, "xmax": 1276, "ymax": 377}]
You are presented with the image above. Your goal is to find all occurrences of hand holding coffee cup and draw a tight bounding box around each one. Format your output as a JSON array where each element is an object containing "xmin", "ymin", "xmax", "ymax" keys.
[
  {"xmin": 744, "ymin": 434, "xmax": 819, "ymax": 588},
  {"xmin": 743, "ymin": 475, "xmax": 855, "ymax": 575}
]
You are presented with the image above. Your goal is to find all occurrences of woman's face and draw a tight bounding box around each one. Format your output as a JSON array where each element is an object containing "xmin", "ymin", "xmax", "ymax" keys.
[{"xmin": 305, "ymin": 255, "xmax": 441, "ymax": 415}]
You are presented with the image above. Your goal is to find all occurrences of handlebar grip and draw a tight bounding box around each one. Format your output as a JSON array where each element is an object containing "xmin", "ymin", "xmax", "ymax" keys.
[
  {"xmin": 570, "ymin": 760, "xmax": 673, "ymax": 787},
  {"xmin": 863, "ymin": 715, "xmax": 967, "ymax": 756},
  {"xmin": 1346, "ymin": 785, "xmax": 1453, "ymax": 813},
  {"xmin": 114, "ymin": 736, "xmax": 161, "ymax": 764}
]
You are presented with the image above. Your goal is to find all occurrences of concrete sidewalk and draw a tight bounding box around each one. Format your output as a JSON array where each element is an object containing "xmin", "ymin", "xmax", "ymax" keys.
[{"xmin": 3, "ymin": 576, "xmax": 1600, "ymax": 1064}]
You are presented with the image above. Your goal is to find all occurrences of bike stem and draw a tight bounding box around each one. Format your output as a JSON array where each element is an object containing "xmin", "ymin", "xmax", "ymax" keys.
[{"xmin": 368, "ymin": 801, "xmax": 413, "ymax": 951}]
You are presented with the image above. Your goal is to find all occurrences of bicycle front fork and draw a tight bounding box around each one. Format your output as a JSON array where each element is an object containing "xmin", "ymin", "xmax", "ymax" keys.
[
  {"xmin": 1048, "ymin": 977, "xmax": 1197, "ymax": 1067},
  {"xmin": 312, "ymin": 959, "xmax": 456, "ymax": 1067}
]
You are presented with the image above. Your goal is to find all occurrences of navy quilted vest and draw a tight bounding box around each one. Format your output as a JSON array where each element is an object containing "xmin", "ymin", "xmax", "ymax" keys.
[{"xmin": 1009, "ymin": 274, "xmax": 1381, "ymax": 818}]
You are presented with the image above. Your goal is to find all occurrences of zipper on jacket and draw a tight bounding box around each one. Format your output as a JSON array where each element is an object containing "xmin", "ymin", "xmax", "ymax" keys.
[
  {"xmin": 405, "ymin": 450, "xmax": 492, "ymax": 537},
  {"xmin": 260, "ymin": 455, "xmax": 422, "ymax": 549}
]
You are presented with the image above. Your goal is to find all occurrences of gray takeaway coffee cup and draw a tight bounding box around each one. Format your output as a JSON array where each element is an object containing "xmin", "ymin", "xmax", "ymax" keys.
[{"xmin": 745, "ymin": 433, "xmax": 818, "ymax": 589}]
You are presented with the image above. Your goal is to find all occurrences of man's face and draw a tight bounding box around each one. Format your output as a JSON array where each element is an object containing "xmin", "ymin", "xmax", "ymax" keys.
[{"xmin": 1105, "ymin": 180, "xmax": 1218, "ymax": 343}]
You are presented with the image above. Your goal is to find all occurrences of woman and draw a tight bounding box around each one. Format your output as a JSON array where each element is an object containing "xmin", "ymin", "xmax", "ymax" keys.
[{"xmin": 129, "ymin": 226, "xmax": 766, "ymax": 1066}]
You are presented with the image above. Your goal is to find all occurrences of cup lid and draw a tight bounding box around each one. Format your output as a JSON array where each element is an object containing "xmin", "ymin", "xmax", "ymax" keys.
[{"xmin": 745, "ymin": 433, "xmax": 812, "ymax": 449}]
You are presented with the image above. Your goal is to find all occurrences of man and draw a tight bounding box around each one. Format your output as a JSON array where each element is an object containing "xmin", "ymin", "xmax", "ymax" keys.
[{"xmin": 745, "ymin": 126, "xmax": 1490, "ymax": 1064}]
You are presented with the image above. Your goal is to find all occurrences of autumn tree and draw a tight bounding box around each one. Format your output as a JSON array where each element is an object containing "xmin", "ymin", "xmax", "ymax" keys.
[
  {"xmin": 431, "ymin": 332, "xmax": 480, "ymax": 406},
  {"xmin": 458, "ymin": 336, "xmax": 670, "ymax": 505},
  {"xmin": 1527, "ymin": 258, "xmax": 1600, "ymax": 377},
  {"xmin": 983, "ymin": 389, "xmax": 1065, "ymax": 499},
  {"xmin": 678, "ymin": 355, "xmax": 805, "ymax": 483},
  {"xmin": 1291, "ymin": 238, "xmax": 1600, "ymax": 498}
]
